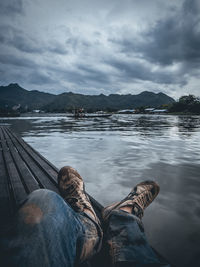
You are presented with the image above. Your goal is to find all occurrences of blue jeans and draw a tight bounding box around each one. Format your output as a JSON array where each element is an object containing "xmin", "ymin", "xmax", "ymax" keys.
[
  {"xmin": 105, "ymin": 210, "xmax": 170, "ymax": 266},
  {"xmin": 0, "ymin": 189, "xmax": 170, "ymax": 267}
]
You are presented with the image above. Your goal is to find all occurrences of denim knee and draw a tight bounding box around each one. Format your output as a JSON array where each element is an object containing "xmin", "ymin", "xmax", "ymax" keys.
[
  {"xmin": 26, "ymin": 189, "xmax": 61, "ymax": 203},
  {"xmin": 2, "ymin": 189, "xmax": 87, "ymax": 267},
  {"xmin": 18, "ymin": 189, "xmax": 73, "ymax": 225}
]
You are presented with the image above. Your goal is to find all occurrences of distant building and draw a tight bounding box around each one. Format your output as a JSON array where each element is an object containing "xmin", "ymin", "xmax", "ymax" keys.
[
  {"xmin": 145, "ymin": 108, "xmax": 155, "ymax": 113},
  {"xmin": 118, "ymin": 109, "xmax": 135, "ymax": 114},
  {"xmin": 152, "ymin": 109, "xmax": 168, "ymax": 113}
]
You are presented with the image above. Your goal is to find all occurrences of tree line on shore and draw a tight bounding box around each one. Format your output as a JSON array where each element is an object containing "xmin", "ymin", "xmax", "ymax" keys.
[
  {"xmin": 4, "ymin": 94, "xmax": 199, "ymax": 115},
  {"xmin": 167, "ymin": 95, "xmax": 200, "ymax": 114}
]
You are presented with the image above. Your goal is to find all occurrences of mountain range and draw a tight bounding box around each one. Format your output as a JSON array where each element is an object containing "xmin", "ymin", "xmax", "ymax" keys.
[{"xmin": 0, "ymin": 83, "xmax": 175, "ymax": 112}]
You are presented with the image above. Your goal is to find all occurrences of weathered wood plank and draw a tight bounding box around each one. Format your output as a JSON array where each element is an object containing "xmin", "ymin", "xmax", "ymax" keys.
[
  {"xmin": 0, "ymin": 127, "xmax": 27, "ymax": 207},
  {"xmin": 4, "ymin": 127, "xmax": 59, "ymax": 193},
  {"xmin": 0, "ymin": 135, "xmax": 13, "ymax": 229},
  {"xmin": 7, "ymin": 128, "xmax": 58, "ymax": 185},
  {"xmin": 2, "ymin": 127, "xmax": 40, "ymax": 193}
]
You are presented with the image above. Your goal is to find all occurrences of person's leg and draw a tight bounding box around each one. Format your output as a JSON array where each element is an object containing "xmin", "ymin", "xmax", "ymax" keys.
[
  {"xmin": 1, "ymin": 166, "xmax": 103, "ymax": 267},
  {"xmin": 1, "ymin": 189, "xmax": 101, "ymax": 267},
  {"xmin": 102, "ymin": 181, "xmax": 171, "ymax": 267}
]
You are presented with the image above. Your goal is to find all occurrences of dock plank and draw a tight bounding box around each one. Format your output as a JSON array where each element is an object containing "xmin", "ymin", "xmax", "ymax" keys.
[
  {"xmin": 2, "ymin": 127, "xmax": 39, "ymax": 193},
  {"xmin": 0, "ymin": 127, "xmax": 27, "ymax": 207},
  {"xmin": 4, "ymin": 127, "xmax": 58, "ymax": 193},
  {"xmin": 7, "ymin": 128, "xmax": 58, "ymax": 185},
  {"xmin": 0, "ymin": 139, "xmax": 13, "ymax": 229}
]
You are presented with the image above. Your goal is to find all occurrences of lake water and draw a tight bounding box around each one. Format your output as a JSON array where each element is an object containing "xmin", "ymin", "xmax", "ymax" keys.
[{"xmin": 1, "ymin": 114, "xmax": 200, "ymax": 267}]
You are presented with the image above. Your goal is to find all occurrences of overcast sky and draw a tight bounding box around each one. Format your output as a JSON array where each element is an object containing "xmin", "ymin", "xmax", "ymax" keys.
[{"xmin": 0, "ymin": 0, "xmax": 200, "ymax": 99}]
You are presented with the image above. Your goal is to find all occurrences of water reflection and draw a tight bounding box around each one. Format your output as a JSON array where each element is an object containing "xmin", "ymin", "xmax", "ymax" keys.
[
  {"xmin": 0, "ymin": 114, "xmax": 200, "ymax": 267},
  {"xmin": 177, "ymin": 116, "xmax": 200, "ymax": 136}
]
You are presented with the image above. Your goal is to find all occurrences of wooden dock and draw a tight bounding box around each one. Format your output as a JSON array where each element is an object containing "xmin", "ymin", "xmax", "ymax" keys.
[{"xmin": 0, "ymin": 126, "xmax": 103, "ymax": 232}]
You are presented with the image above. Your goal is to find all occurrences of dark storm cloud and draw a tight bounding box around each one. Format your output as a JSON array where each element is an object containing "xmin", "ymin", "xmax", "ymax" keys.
[
  {"xmin": 48, "ymin": 63, "xmax": 110, "ymax": 90},
  {"xmin": 0, "ymin": 53, "xmax": 36, "ymax": 68},
  {"xmin": 0, "ymin": 25, "xmax": 68, "ymax": 55},
  {"xmin": 47, "ymin": 65, "xmax": 89, "ymax": 87},
  {"xmin": 0, "ymin": 0, "xmax": 199, "ymax": 96},
  {"xmin": 77, "ymin": 64, "xmax": 111, "ymax": 84},
  {"xmin": 0, "ymin": 25, "xmax": 44, "ymax": 54},
  {"xmin": 0, "ymin": 0, "xmax": 24, "ymax": 16},
  {"xmin": 28, "ymin": 70, "xmax": 56, "ymax": 85},
  {"xmin": 110, "ymin": 0, "xmax": 200, "ymax": 67},
  {"xmin": 144, "ymin": 0, "xmax": 200, "ymax": 66},
  {"xmin": 104, "ymin": 56, "xmax": 187, "ymax": 86},
  {"xmin": 48, "ymin": 43, "xmax": 68, "ymax": 55}
]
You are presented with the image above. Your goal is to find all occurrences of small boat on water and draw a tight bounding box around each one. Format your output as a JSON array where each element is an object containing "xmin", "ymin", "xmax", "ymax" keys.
[
  {"xmin": 83, "ymin": 114, "xmax": 112, "ymax": 118},
  {"xmin": 67, "ymin": 113, "xmax": 112, "ymax": 118},
  {"xmin": 71, "ymin": 108, "xmax": 112, "ymax": 118}
]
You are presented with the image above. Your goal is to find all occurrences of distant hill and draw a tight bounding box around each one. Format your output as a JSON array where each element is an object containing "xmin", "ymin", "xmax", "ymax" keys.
[
  {"xmin": 44, "ymin": 91, "xmax": 175, "ymax": 112},
  {"xmin": 0, "ymin": 83, "xmax": 175, "ymax": 112},
  {"xmin": 0, "ymin": 83, "xmax": 55, "ymax": 110}
]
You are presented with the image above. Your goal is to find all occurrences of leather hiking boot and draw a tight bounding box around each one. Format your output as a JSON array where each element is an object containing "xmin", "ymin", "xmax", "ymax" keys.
[
  {"xmin": 102, "ymin": 181, "xmax": 160, "ymax": 220},
  {"xmin": 58, "ymin": 166, "xmax": 100, "ymax": 224}
]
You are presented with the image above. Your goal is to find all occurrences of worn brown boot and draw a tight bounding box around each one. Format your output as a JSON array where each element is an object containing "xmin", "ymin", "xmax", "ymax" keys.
[
  {"xmin": 58, "ymin": 166, "xmax": 100, "ymax": 224},
  {"xmin": 102, "ymin": 180, "xmax": 160, "ymax": 220},
  {"xmin": 58, "ymin": 166, "xmax": 103, "ymax": 263}
]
